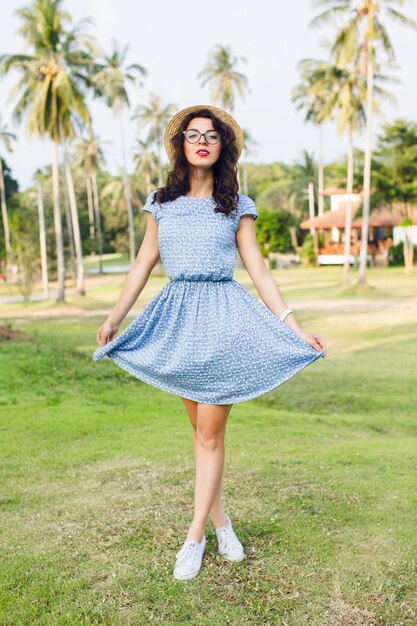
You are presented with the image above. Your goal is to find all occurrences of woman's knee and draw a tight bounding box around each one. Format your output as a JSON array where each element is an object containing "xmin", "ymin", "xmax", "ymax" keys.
[
  {"xmin": 196, "ymin": 424, "xmax": 225, "ymax": 450},
  {"xmin": 196, "ymin": 405, "xmax": 231, "ymax": 447}
]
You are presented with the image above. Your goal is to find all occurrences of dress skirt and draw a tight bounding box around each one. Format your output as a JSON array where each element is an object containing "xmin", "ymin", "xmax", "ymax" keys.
[{"xmin": 92, "ymin": 276, "xmax": 324, "ymax": 404}]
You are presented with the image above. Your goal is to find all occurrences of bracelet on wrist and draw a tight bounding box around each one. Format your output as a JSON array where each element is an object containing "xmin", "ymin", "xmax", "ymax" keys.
[{"xmin": 279, "ymin": 308, "xmax": 293, "ymax": 323}]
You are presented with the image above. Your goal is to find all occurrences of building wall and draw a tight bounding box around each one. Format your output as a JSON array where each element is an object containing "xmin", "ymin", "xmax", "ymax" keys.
[{"xmin": 393, "ymin": 225, "xmax": 417, "ymax": 245}]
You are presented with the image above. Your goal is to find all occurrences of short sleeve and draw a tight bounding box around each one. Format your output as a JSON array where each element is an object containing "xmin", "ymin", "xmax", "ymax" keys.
[
  {"xmin": 237, "ymin": 194, "xmax": 258, "ymax": 223},
  {"xmin": 141, "ymin": 190, "xmax": 160, "ymax": 223}
]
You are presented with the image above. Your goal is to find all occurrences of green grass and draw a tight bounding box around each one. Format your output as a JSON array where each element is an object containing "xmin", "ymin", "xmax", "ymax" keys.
[{"xmin": 0, "ymin": 266, "xmax": 416, "ymax": 625}]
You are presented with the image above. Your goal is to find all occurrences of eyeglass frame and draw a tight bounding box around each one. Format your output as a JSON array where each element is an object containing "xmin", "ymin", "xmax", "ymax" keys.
[{"xmin": 182, "ymin": 129, "xmax": 222, "ymax": 145}]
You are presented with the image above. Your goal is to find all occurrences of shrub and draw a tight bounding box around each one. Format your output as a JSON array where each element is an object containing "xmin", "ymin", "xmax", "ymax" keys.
[
  {"xmin": 388, "ymin": 241, "xmax": 416, "ymax": 266},
  {"xmin": 299, "ymin": 233, "xmax": 317, "ymax": 267}
]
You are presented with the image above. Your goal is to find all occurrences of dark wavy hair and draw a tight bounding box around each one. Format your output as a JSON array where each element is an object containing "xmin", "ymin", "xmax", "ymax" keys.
[{"xmin": 151, "ymin": 108, "xmax": 240, "ymax": 218}]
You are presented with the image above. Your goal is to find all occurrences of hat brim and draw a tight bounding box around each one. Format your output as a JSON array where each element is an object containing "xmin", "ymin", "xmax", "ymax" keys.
[{"xmin": 163, "ymin": 104, "xmax": 244, "ymax": 166}]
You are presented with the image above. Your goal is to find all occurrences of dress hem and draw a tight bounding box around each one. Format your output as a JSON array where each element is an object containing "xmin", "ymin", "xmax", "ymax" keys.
[{"xmin": 94, "ymin": 347, "xmax": 324, "ymax": 405}]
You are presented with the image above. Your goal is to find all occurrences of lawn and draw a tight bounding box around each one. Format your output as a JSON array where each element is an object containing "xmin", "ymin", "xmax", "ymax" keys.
[{"xmin": 0, "ymin": 265, "xmax": 416, "ymax": 625}]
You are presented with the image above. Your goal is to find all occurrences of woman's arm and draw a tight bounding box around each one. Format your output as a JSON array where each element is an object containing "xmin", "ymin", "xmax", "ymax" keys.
[
  {"xmin": 236, "ymin": 216, "xmax": 327, "ymax": 355},
  {"xmin": 96, "ymin": 214, "xmax": 160, "ymax": 347}
]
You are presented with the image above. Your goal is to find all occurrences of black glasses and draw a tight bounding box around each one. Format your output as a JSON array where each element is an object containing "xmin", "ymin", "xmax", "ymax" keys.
[{"xmin": 183, "ymin": 129, "xmax": 222, "ymax": 145}]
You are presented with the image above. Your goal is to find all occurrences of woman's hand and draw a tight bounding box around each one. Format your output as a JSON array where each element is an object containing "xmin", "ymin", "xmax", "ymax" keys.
[
  {"xmin": 96, "ymin": 319, "xmax": 120, "ymax": 348},
  {"xmin": 297, "ymin": 330, "xmax": 327, "ymax": 357}
]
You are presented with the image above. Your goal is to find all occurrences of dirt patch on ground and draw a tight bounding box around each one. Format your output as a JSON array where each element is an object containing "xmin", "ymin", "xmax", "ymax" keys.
[
  {"xmin": 0, "ymin": 324, "xmax": 36, "ymax": 343},
  {"xmin": 324, "ymin": 598, "xmax": 377, "ymax": 625}
]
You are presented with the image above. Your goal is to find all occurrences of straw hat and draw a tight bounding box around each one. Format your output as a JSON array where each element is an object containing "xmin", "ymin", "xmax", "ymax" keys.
[{"xmin": 163, "ymin": 104, "xmax": 244, "ymax": 166}]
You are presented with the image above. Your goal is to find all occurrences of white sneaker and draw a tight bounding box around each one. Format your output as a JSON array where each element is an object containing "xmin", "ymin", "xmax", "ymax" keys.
[
  {"xmin": 173, "ymin": 535, "xmax": 206, "ymax": 580},
  {"xmin": 215, "ymin": 513, "xmax": 245, "ymax": 562}
]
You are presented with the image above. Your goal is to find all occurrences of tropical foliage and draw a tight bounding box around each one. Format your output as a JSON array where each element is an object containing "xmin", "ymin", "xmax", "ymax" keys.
[{"xmin": 0, "ymin": 0, "xmax": 416, "ymax": 302}]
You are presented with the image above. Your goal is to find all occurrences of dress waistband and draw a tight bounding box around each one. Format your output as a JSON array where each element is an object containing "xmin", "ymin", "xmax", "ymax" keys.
[{"xmin": 169, "ymin": 277, "xmax": 233, "ymax": 283}]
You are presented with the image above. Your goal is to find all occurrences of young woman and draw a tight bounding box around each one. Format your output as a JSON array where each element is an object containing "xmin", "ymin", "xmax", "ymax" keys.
[{"xmin": 93, "ymin": 104, "xmax": 327, "ymax": 581}]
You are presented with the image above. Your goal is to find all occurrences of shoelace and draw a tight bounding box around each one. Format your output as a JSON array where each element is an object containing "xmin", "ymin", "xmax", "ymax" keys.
[
  {"xmin": 176, "ymin": 541, "xmax": 201, "ymax": 567},
  {"xmin": 217, "ymin": 526, "xmax": 240, "ymax": 551}
]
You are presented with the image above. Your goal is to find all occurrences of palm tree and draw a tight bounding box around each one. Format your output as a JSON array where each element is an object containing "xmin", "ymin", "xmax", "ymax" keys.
[
  {"xmin": 198, "ymin": 45, "xmax": 250, "ymax": 112},
  {"xmin": 318, "ymin": 56, "xmax": 395, "ymax": 282},
  {"xmin": 0, "ymin": 0, "xmax": 97, "ymax": 300},
  {"xmin": 309, "ymin": 59, "xmax": 367, "ymax": 283},
  {"xmin": 73, "ymin": 130, "xmax": 107, "ymax": 273},
  {"xmin": 92, "ymin": 40, "xmax": 146, "ymax": 266},
  {"xmin": 0, "ymin": 116, "xmax": 16, "ymax": 283},
  {"xmin": 292, "ymin": 59, "xmax": 332, "ymax": 219},
  {"xmin": 289, "ymin": 150, "xmax": 318, "ymax": 212},
  {"xmin": 101, "ymin": 172, "xmax": 144, "ymax": 226},
  {"xmin": 132, "ymin": 139, "xmax": 158, "ymax": 196},
  {"xmin": 132, "ymin": 94, "xmax": 177, "ymax": 187},
  {"xmin": 288, "ymin": 151, "xmax": 319, "ymax": 255},
  {"xmin": 310, "ymin": 0, "xmax": 417, "ymax": 284}
]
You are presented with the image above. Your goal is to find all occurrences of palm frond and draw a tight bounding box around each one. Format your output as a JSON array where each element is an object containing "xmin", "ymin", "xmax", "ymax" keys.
[
  {"xmin": 309, "ymin": 3, "xmax": 351, "ymax": 29},
  {"xmin": 385, "ymin": 6, "xmax": 417, "ymax": 30}
]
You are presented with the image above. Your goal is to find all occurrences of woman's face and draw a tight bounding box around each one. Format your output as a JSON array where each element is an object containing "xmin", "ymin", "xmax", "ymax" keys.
[{"xmin": 183, "ymin": 117, "xmax": 222, "ymax": 170}]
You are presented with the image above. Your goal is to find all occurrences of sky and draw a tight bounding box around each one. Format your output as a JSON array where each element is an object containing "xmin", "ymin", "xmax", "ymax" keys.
[{"xmin": 1, "ymin": 0, "xmax": 417, "ymax": 191}]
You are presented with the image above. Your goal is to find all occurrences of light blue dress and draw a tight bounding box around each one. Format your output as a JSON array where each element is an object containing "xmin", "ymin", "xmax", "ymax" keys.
[{"xmin": 92, "ymin": 191, "xmax": 324, "ymax": 404}]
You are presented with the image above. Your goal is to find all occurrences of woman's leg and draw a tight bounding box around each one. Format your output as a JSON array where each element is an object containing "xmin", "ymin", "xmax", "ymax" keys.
[
  {"xmin": 181, "ymin": 397, "xmax": 230, "ymax": 529},
  {"xmin": 180, "ymin": 397, "xmax": 233, "ymax": 542}
]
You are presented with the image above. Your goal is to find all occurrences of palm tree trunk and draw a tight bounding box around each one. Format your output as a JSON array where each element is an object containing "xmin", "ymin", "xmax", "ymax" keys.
[
  {"xmin": 61, "ymin": 136, "xmax": 85, "ymax": 296},
  {"xmin": 52, "ymin": 140, "xmax": 65, "ymax": 302},
  {"xmin": 92, "ymin": 172, "xmax": 104, "ymax": 274},
  {"xmin": 318, "ymin": 124, "xmax": 324, "ymax": 217},
  {"xmin": 403, "ymin": 226, "xmax": 413, "ymax": 275},
  {"xmin": 145, "ymin": 171, "xmax": 151, "ymax": 196},
  {"xmin": 157, "ymin": 128, "xmax": 163, "ymax": 186},
  {"xmin": 308, "ymin": 181, "xmax": 319, "ymax": 261},
  {"xmin": 61, "ymin": 161, "xmax": 77, "ymax": 281},
  {"xmin": 157, "ymin": 157, "xmax": 163, "ymax": 186},
  {"xmin": 119, "ymin": 110, "xmax": 136, "ymax": 265},
  {"xmin": 358, "ymin": 39, "xmax": 374, "ymax": 285},
  {"xmin": 402, "ymin": 207, "xmax": 413, "ymax": 275},
  {"xmin": 86, "ymin": 176, "xmax": 95, "ymax": 239},
  {"xmin": 343, "ymin": 123, "xmax": 354, "ymax": 284},
  {"xmin": 289, "ymin": 226, "xmax": 299, "ymax": 250},
  {"xmin": 36, "ymin": 182, "xmax": 49, "ymax": 299},
  {"xmin": 0, "ymin": 157, "xmax": 13, "ymax": 283}
]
